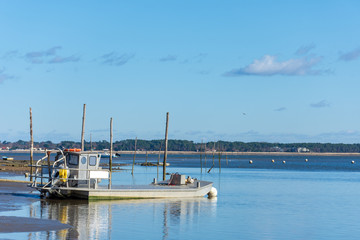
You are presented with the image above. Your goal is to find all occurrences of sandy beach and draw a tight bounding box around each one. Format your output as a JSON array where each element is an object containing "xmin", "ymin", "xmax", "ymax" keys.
[{"xmin": 0, "ymin": 180, "xmax": 72, "ymax": 234}]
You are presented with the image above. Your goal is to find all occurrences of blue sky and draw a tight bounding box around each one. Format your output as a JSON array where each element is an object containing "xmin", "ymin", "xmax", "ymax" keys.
[{"xmin": 1, "ymin": 1, "xmax": 360, "ymax": 143}]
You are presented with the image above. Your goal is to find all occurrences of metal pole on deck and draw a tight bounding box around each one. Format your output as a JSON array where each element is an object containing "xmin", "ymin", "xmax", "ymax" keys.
[
  {"xmin": 47, "ymin": 150, "xmax": 51, "ymax": 181},
  {"xmin": 163, "ymin": 112, "xmax": 169, "ymax": 181},
  {"xmin": 29, "ymin": 107, "xmax": 33, "ymax": 182},
  {"xmin": 81, "ymin": 104, "xmax": 86, "ymax": 151}
]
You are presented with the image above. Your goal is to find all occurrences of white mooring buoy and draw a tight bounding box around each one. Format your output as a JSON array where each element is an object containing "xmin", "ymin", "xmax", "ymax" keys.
[
  {"xmin": 305, "ymin": 159, "xmax": 308, "ymax": 162},
  {"xmin": 208, "ymin": 187, "xmax": 218, "ymax": 198},
  {"xmin": 249, "ymin": 160, "xmax": 253, "ymax": 164},
  {"xmin": 271, "ymin": 159, "xmax": 275, "ymax": 163},
  {"xmin": 351, "ymin": 160, "xmax": 355, "ymax": 164},
  {"xmin": 282, "ymin": 160, "xmax": 286, "ymax": 164}
]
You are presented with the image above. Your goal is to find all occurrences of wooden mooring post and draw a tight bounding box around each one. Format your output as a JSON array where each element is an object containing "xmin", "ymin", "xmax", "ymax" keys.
[
  {"xmin": 157, "ymin": 141, "xmax": 162, "ymax": 180},
  {"xmin": 110, "ymin": 118, "xmax": 113, "ymax": 172},
  {"xmin": 131, "ymin": 137, "xmax": 137, "ymax": 175},
  {"xmin": 109, "ymin": 117, "xmax": 113, "ymax": 188},
  {"xmin": 200, "ymin": 140, "xmax": 203, "ymax": 173},
  {"xmin": 163, "ymin": 112, "xmax": 169, "ymax": 181},
  {"xmin": 81, "ymin": 104, "xmax": 86, "ymax": 151},
  {"xmin": 29, "ymin": 107, "xmax": 33, "ymax": 182},
  {"xmin": 218, "ymin": 151, "xmax": 221, "ymax": 172},
  {"xmin": 204, "ymin": 142, "xmax": 207, "ymax": 170},
  {"xmin": 212, "ymin": 142, "xmax": 216, "ymax": 165}
]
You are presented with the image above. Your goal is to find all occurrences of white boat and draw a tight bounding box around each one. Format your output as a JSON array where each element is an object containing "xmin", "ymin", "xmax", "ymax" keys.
[{"xmin": 31, "ymin": 149, "xmax": 217, "ymax": 200}]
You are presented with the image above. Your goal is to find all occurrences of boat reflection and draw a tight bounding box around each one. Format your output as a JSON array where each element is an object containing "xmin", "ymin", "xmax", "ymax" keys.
[{"xmin": 32, "ymin": 197, "xmax": 217, "ymax": 240}]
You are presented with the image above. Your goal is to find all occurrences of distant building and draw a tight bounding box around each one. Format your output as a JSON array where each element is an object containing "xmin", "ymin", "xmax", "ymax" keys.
[
  {"xmin": 271, "ymin": 146, "xmax": 284, "ymax": 152},
  {"xmin": 297, "ymin": 147, "xmax": 310, "ymax": 153}
]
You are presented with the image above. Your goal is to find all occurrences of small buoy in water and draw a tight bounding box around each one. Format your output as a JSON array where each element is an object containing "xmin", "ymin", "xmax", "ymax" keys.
[
  {"xmin": 282, "ymin": 160, "xmax": 286, "ymax": 164},
  {"xmin": 351, "ymin": 160, "xmax": 355, "ymax": 164},
  {"xmin": 24, "ymin": 172, "xmax": 29, "ymax": 178},
  {"xmin": 208, "ymin": 187, "xmax": 218, "ymax": 198},
  {"xmin": 305, "ymin": 159, "xmax": 308, "ymax": 162},
  {"xmin": 249, "ymin": 160, "xmax": 253, "ymax": 164},
  {"xmin": 271, "ymin": 159, "xmax": 275, "ymax": 163}
]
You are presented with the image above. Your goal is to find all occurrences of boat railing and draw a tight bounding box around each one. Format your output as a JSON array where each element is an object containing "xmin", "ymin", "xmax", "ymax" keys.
[{"xmin": 31, "ymin": 164, "xmax": 110, "ymax": 190}]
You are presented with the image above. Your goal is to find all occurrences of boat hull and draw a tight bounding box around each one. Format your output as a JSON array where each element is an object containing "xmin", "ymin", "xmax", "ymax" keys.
[{"xmin": 40, "ymin": 180, "xmax": 213, "ymax": 200}]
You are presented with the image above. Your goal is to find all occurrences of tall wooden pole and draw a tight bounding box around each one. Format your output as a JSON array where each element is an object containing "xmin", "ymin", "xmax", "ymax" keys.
[
  {"xmin": 110, "ymin": 118, "xmax": 113, "ymax": 172},
  {"xmin": 109, "ymin": 118, "xmax": 113, "ymax": 189},
  {"xmin": 131, "ymin": 137, "xmax": 137, "ymax": 175},
  {"xmin": 218, "ymin": 152, "xmax": 221, "ymax": 172},
  {"xmin": 204, "ymin": 142, "xmax": 207, "ymax": 170},
  {"xmin": 212, "ymin": 142, "xmax": 215, "ymax": 165},
  {"xmin": 30, "ymin": 107, "xmax": 33, "ymax": 181},
  {"xmin": 200, "ymin": 140, "xmax": 203, "ymax": 173},
  {"xmin": 163, "ymin": 112, "xmax": 169, "ymax": 181},
  {"xmin": 81, "ymin": 104, "xmax": 86, "ymax": 151},
  {"xmin": 157, "ymin": 141, "xmax": 162, "ymax": 180},
  {"xmin": 218, "ymin": 142, "xmax": 221, "ymax": 172}
]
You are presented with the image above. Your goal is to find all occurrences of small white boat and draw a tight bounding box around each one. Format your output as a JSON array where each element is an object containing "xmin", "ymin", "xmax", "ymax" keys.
[
  {"xmin": 101, "ymin": 152, "xmax": 117, "ymax": 158},
  {"xmin": 31, "ymin": 149, "xmax": 216, "ymax": 200}
]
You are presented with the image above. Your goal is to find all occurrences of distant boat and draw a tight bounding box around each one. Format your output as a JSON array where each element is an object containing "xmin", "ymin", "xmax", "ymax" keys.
[
  {"xmin": 2, "ymin": 156, "xmax": 14, "ymax": 161},
  {"xmin": 30, "ymin": 149, "xmax": 216, "ymax": 199},
  {"xmin": 101, "ymin": 152, "xmax": 117, "ymax": 158}
]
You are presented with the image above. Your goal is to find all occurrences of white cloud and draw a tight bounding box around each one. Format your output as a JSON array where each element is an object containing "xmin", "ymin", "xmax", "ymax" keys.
[
  {"xmin": 24, "ymin": 46, "xmax": 80, "ymax": 64},
  {"xmin": 159, "ymin": 55, "xmax": 177, "ymax": 62},
  {"xmin": 295, "ymin": 43, "xmax": 316, "ymax": 55},
  {"xmin": 225, "ymin": 55, "xmax": 322, "ymax": 76},
  {"xmin": 339, "ymin": 47, "xmax": 360, "ymax": 61},
  {"xmin": 310, "ymin": 100, "xmax": 330, "ymax": 108},
  {"xmin": 48, "ymin": 55, "xmax": 80, "ymax": 64},
  {"xmin": 274, "ymin": 107, "xmax": 287, "ymax": 112},
  {"xmin": 0, "ymin": 69, "xmax": 14, "ymax": 83},
  {"xmin": 101, "ymin": 52, "xmax": 134, "ymax": 66}
]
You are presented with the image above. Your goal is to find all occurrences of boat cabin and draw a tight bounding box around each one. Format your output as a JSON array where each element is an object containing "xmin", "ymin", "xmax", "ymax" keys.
[{"xmin": 52, "ymin": 149, "xmax": 108, "ymax": 189}]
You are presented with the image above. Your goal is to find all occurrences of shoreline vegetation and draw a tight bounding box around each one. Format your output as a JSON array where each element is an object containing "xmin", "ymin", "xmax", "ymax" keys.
[
  {"xmin": 2, "ymin": 149, "xmax": 360, "ymax": 156},
  {"xmin": 2, "ymin": 139, "xmax": 360, "ymax": 153},
  {"xmin": 2, "ymin": 149, "xmax": 360, "ymax": 174}
]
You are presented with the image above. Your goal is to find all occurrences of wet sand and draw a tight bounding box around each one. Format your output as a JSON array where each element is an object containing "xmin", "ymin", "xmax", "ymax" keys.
[{"xmin": 0, "ymin": 180, "xmax": 72, "ymax": 233}]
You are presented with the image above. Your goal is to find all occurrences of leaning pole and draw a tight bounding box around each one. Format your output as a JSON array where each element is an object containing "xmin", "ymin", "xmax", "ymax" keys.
[{"xmin": 163, "ymin": 112, "xmax": 169, "ymax": 181}]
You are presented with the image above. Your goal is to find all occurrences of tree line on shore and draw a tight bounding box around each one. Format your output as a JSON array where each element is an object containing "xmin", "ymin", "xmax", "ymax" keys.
[{"xmin": 2, "ymin": 139, "xmax": 360, "ymax": 153}]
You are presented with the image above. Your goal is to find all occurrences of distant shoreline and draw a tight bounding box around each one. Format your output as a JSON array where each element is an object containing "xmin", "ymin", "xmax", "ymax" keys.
[{"xmin": 2, "ymin": 150, "xmax": 360, "ymax": 157}]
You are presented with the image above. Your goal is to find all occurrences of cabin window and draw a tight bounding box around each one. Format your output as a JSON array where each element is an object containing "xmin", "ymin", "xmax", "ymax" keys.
[
  {"xmin": 68, "ymin": 154, "xmax": 79, "ymax": 165},
  {"xmin": 89, "ymin": 156, "xmax": 97, "ymax": 166},
  {"xmin": 81, "ymin": 156, "xmax": 87, "ymax": 164}
]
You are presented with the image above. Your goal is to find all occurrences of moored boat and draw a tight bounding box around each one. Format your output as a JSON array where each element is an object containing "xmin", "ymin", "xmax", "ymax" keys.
[{"xmin": 31, "ymin": 149, "xmax": 216, "ymax": 199}]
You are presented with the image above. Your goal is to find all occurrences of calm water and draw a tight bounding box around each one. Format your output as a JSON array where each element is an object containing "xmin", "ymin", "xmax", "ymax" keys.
[{"xmin": 2, "ymin": 153, "xmax": 360, "ymax": 239}]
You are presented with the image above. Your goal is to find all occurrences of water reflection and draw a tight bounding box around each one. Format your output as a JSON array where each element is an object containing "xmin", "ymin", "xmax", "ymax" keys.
[{"xmin": 29, "ymin": 197, "xmax": 217, "ymax": 239}]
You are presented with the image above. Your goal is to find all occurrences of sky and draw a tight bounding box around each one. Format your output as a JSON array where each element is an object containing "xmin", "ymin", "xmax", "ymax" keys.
[{"xmin": 1, "ymin": 0, "xmax": 360, "ymax": 144}]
